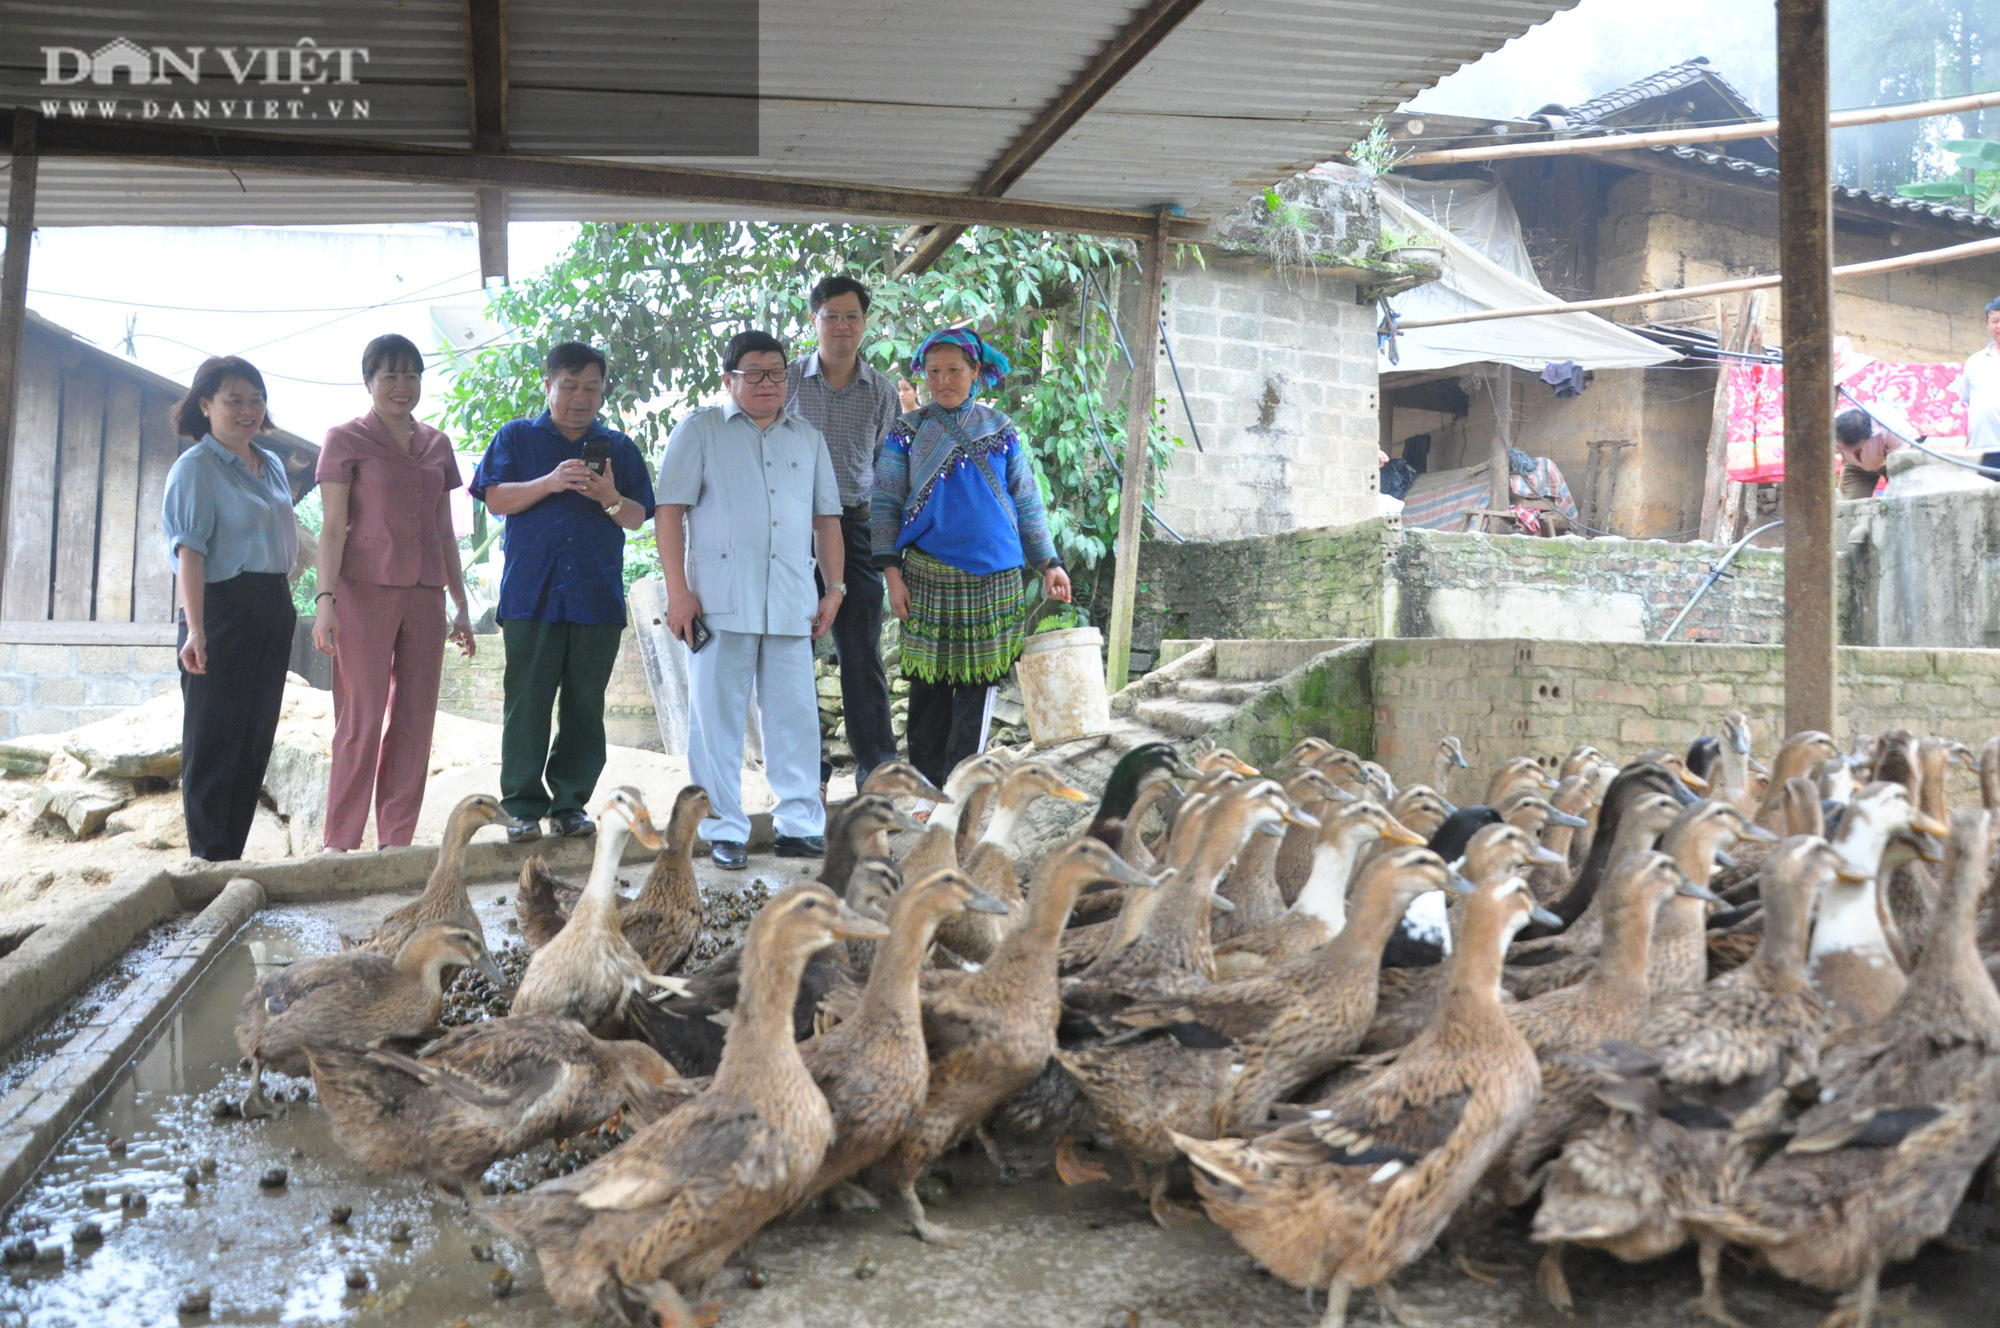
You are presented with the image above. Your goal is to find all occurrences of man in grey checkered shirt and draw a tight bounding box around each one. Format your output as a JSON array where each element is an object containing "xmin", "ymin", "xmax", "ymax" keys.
[{"xmin": 785, "ymin": 275, "xmax": 904, "ymax": 785}]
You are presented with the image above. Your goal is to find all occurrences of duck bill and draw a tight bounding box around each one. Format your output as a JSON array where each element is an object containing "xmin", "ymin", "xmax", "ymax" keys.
[
  {"xmin": 1910, "ymin": 833, "xmax": 1945, "ymax": 866},
  {"xmin": 1381, "ymin": 817, "xmax": 1427, "ymax": 846},
  {"xmin": 831, "ymin": 902, "xmax": 893, "ymax": 941},
  {"xmin": 1452, "ymin": 751, "xmax": 1470, "ymax": 769},
  {"xmin": 1101, "ymin": 851, "xmax": 1161, "ymax": 890},
  {"xmin": 475, "ymin": 951, "xmax": 509, "ymax": 990},
  {"xmin": 1677, "ymin": 880, "xmax": 1724, "ymax": 904},
  {"xmin": 1282, "ymin": 805, "xmax": 1322, "ymax": 831},
  {"xmin": 910, "ymin": 776, "xmax": 952, "ymax": 803},
  {"xmin": 1528, "ymin": 844, "xmax": 1568, "ymax": 866},
  {"xmin": 1207, "ymin": 890, "xmax": 1237, "ymax": 914},
  {"xmin": 1231, "ymin": 758, "xmax": 1262, "ymax": 777},
  {"xmin": 1714, "ymin": 849, "xmax": 1738, "ymax": 869},
  {"xmin": 627, "ymin": 812, "xmax": 665, "ymax": 852},
  {"xmin": 1441, "ymin": 870, "xmax": 1476, "ymax": 897},
  {"xmin": 1165, "ymin": 755, "xmax": 1202, "ymax": 781},
  {"xmin": 1740, "ymin": 822, "xmax": 1781, "ymax": 842},
  {"xmin": 1731, "ymin": 730, "xmax": 1753, "ymax": 756},
  {"xmin": 1529, "ymin": 903, "xmax": 1564, "ymax": 928},
  {"xmin": 1834, "ymin": 867, "xmax": 1875, "ymax": 885},
  {"xmin": 1546, "ymin": 809, "xmax": 1589, "ymax": 828},
  {"xmin": 1677, "ymin": 768, "xmax": 1710, "ymax": 792},
  {"xmin": 1053, "ymin": 784, "xmax": 1092, "ymax": 803},
  {"xmin": 1437, "ymin": 797, "xmax": 1458, "ymax": 815},
  {"xmin": 963, "ymin": 887, "xmax": 1011, "ymax": 916},
  {"xmin": 1911, "ymin": 811, "xmax": 1951, "ymax": 837},
  {"xmin": 889, "ymin": 808, "xmax": 928, "ymax": 833}
]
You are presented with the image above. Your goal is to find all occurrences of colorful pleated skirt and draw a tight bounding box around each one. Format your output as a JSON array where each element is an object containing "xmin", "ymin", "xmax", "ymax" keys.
[{"xmin": 899, "ymin": 547, "xmax": 1029, "ymax": 686}]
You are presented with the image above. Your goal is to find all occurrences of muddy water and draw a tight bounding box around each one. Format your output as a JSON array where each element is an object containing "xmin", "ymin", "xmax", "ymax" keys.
[{"xmin": 1, "ymin": 880, "xmax": 1995, "ymax": 1328}]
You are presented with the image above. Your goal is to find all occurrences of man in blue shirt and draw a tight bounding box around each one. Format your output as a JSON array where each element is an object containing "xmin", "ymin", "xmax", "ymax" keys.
[{"xmin": 468, "ymin": 342, "xmax": 655, "ymax": 842}]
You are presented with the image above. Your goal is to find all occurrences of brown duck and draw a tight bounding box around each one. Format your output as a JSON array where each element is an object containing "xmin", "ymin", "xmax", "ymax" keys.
[
  {"xmin": 482, "ymin": 884, "xmax": 888, "ymax": 1327},
  {"xmin": 1170, "ymin": 876, "xmax": 1551, "ymax": 1328},
  {"xmin": 308, "ymin": 1015, "xmax": 683, "ymax": 1198},
  {"xmin": 871, "ymin": 839, "xmax": 1158, "ymax": 1244},
  {"xmin": 1218, "ymin": 767, "xmax": 1346, "ymax": 938},
  {"xmin": 940, "ymin": 760, "xmax": 1088, "ymax": 962},
  {"xmin": 517, "ymin": 785, "xmax": 715, "ymax": 973},
  {"xmin": 236, "ymin": 923, "xmax": 502, "ymax": 1118},
  {"xmin": 1689, "ymin": 808, "xmax": 2000, "ymax": 1328},
  {"xmin": 355, "ymin": 793, "xmax": 503, "ymax": 954},
  {"xmin": 819, "ymin": 793, "xmax": 927, "ymax": 900}
]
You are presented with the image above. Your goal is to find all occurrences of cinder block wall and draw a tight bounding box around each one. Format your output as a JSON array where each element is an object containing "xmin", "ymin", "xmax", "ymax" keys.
[
  {"xmin": 0, "ymin": 644, "xmax": 180, "ymax": 737},
  {"xmin": 1370, "ymin": 638, "xmax": 1997, "ymax": 798}
]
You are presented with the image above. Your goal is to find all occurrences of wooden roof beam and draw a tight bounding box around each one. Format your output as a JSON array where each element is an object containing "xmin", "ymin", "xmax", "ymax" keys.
[
  {"xmin": 5, "ymin": 111, "xmax": 1196, "ymax": 239},
  {"xmin": 895, "ymin": 0, "xmax": 1206, "ymax": 277},
  {"xmin": 464, "ymin": 0, "xmax": 510, "ymax": 284}
]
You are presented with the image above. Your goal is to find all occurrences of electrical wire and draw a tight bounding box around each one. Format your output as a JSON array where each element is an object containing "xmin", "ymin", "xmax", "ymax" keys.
[
  {"xmin": 1078, "ymin": 271, "xmax": 1185, "ymax": 544},
  {"xmin": 26, "ymin": 277, "xmax": 486, "ymax": 316}
]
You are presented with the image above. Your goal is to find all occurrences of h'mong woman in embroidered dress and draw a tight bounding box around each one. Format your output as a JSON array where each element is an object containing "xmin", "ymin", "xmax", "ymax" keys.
[{"xmin": 871, "ymin": 329, "xmax": 1071, "ymax": 786}]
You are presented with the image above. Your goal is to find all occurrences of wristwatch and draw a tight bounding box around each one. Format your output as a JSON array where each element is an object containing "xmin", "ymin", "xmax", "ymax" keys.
[
  {"xmin": 827, "ymin": 583, "xmax": 848, "ymax": 596},
  {"xmin": 603, "ymin": 497, "xmax": 623, "ymax": 516}
]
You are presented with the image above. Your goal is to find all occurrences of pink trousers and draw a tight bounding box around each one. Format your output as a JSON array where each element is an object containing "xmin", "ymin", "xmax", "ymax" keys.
[{"xmin": 326, "ymin": 578, "xmax": 448, "ymax": 850}]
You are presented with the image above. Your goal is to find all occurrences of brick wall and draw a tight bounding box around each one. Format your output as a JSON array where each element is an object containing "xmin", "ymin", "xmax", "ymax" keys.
[
  {"xmin": 0, "ymin": 644, "xmax": 180, "ymax": 738},
  {"xmin": 1123, "ymin": 519, "xmax": 1786, "ymax": 662}
]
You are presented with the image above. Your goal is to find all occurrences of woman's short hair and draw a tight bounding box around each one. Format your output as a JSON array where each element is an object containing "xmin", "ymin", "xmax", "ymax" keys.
[
  {"xmin": 544, "ymin": 341, "xmax": 608, "ymax": 380},
  {"xmin": 1835, "ymin": 408, "xmax": 1875, "ymax": 447},
  {"xmin": 361, "ymin": 333, "xmax": 424, "ymax": 381},
  {"xmin": 722, "ymin": 330, "xmax": 788, "ymax": 373},
  {"xmin": 809, "ymin": 274, "xmax": 872, "ymax": 314},
  {"xmin": 172, "ymin": 356, "xmax": 270, "ymax": 440}
]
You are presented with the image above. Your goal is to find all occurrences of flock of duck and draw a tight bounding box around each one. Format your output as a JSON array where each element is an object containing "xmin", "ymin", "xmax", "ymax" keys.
[{"xmin": 228, "ymin": 720, "xmax": 2000, "ymax": 1328}]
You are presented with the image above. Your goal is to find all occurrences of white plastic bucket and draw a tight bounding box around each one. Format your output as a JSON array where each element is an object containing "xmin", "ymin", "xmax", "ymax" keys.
[{"xmin": 1016, "ymin": 626, "xmax": 1112, "ymax": 746}]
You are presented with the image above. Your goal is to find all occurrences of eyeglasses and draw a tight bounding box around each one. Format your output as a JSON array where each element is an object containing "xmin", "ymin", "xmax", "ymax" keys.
[
  {"xmin": 816, "ymin": 310, "xmax": 864, "ymax": 326},
  {"xmin": 728, "ymin": 368, "xmax": 788, "ymax": 386}
]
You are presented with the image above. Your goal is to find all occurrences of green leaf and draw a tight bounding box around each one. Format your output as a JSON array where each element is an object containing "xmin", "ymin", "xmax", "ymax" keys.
[{"xmin": 1898, "ymin": 181, "xmax": 1975, "ymax": 199}]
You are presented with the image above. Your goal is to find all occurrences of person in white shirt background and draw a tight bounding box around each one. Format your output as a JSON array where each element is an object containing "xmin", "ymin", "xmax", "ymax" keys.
[{"xmin": 1960, "ymin": 295, "xmax": 2000, "ymax": 473}]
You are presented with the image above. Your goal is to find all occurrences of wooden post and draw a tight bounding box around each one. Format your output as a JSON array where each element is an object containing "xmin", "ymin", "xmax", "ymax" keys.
[
  {"xmin": 1698, "ymin": 290, "xmax": 1763, "ymax": 540},
  {"xmin": 1486, "ymin": 365, "xmax": 1513, "ymax": 531},
  {"xmin": 1103, "ymin": 211, "xmax": 1170, "ymax": 694},
  {"xmin": 1777, "ymin": 0, "xmax": 1837, "ymax": 737},
  {"xmin": 0, "ymin": 110, "xmax": 39, "ymax": 614}
]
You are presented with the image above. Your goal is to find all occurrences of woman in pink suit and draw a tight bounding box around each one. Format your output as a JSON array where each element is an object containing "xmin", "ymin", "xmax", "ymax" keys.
[{"xmin": 312, "ymin": 334, "xmax": 475, "ymax": 850}]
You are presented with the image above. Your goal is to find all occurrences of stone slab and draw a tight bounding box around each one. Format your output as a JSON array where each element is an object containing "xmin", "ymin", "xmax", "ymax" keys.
[{"xmin": 61, "ymin": 688, "xmax": 184, "ymax": 778}]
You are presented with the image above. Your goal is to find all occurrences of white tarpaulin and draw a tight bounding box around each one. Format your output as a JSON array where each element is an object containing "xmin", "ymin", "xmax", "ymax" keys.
[{"xmin": 1376, "ymin": 181, "xmax": 1678, "ymax": 375}]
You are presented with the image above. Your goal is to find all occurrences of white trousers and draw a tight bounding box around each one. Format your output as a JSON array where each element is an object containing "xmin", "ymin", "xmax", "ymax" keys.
[{"xmin": 687, "ymin": 629, "xmax": 824, "ymax": 844}]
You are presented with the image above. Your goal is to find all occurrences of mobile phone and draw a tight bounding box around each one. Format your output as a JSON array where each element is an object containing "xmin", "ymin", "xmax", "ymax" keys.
[
  {"xmin": 687, "ymin": 616, "xmax": 712, "ymax": 654},
  {"xmin": 581, "ymin": 438, "xmax": 611, "ymax": 475}
]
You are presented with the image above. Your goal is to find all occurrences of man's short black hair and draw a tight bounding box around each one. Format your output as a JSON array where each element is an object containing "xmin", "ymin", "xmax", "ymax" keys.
[
  {"xmin": 1835, "ymin": 408, "xmax": 1875, "ymax": 447},
  {"xmin": 723, "ymin": 330, "xmax": 788, "ymax": 374},
  {"xmin": 809, "ymin": 275, "xmax": 872, "ymax": 314},
  {"xmin": 1986, "ymin": 296, "xmax": 2000, "ymax": 315},
  {"xmin": 544, "ymin": 341, "xmax": 608, "ymax": 379}
]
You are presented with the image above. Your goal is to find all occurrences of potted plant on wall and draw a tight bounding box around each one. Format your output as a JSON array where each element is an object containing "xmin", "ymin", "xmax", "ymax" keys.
[{"xmin": 1014, "ymin": 601, "xmax": 1113, "ymax": 746}]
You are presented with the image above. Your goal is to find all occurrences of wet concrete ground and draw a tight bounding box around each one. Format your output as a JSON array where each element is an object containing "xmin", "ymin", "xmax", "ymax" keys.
[{"xmin": 2, "ymin": 875, "xmax": 1996, "ymax": 1327}]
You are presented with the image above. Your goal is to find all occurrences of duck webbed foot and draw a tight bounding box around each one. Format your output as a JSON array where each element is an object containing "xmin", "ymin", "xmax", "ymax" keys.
[
  {"xmin": 974, "ymin": 1125, "xmax": 1018, "ymax": 1183},
  {"xmin": 1694, "ymin": 1238, "xmax": 1752, "ymax": 1328},
  {"xmin": 1819, "ymin": 1267, "xmax": 1899, "ymax": 1328},
  {"xmin": 1143, "ymin": 1171, "xmax": 1201, "ymax": 1228},
  {"xmin": 1451, "ymin": 1246, "xmax": 1523, "ymax": 1284},
  {"xmin": 1535, "ymin": 1243, "xmax": 1574, "ymax": 1316},
  {"xmin": 1373, "ymin": 1280, "xmax": 1431, "ymax": 1328},
  {"xmin": 899, "ymin": 1183, "xmax": 965, "ymax": 1248},
  {"xmin": 1054, "ymin": 1136, "xmax": 1109, "ymax": 1185}
]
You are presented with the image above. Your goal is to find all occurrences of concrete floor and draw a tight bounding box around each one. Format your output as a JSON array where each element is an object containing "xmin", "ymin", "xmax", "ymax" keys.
[{"xmin": 2, "ymin": 881, "xmax": 1995, "ymax": 1328}]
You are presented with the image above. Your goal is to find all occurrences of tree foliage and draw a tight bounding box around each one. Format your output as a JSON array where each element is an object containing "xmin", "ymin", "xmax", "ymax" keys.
[
  {"xmin": 1833, "ymin": 2, "xmax": 2000, "ymax": 190},
  {"xmin": 433, "ymin": 222, "xmax": 1181, "ymax": 594},
  {"xmin": 1897, "ymin": 136, "xmax": 2000, "ymax": 213}
]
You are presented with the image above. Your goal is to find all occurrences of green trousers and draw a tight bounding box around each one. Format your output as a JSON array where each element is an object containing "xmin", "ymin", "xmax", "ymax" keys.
[{"xmin": 499, "ymin": 619, "xmax": 625, "ymax": 821}]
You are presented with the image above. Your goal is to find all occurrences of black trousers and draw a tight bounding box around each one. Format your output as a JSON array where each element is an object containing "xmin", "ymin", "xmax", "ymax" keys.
[
  {"xmin": 180, "ymin": 573, "xmax": 296, "ymax": 862},
  {"xmin": 905, "ymin": 676, "xmax": 994, "ymax": 788},
  {"xmin": 830, "ymin": 508, "xmax": 897, "ymax": 781}
]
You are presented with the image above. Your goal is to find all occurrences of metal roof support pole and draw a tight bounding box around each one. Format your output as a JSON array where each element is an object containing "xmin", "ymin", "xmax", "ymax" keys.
[
  {"xmin": 1104, "ymin": 212, "xmax": 1169, "ymax": 694},
  {"xmin": 1777, "ymin": 0, "xmax": 1837, "ymax": 737},
  {"xmin": 0, "ymin": 110, "xmax": 38, "ymax": 611}
]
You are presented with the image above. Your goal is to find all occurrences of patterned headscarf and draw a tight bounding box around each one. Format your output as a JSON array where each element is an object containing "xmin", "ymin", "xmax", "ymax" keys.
[{"xmin": 911, "ymin": 327, "xmax": 1011, "ymax": 391}]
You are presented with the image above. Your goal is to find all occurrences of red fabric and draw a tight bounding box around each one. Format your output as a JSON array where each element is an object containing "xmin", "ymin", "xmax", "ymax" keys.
[{"xmin": 1725, "ymin": 350, "xmax": 1968, "ymax": 483}]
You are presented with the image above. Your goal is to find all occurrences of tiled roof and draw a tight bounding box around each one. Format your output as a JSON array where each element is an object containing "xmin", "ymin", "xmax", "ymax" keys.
[
  {"xmin": 1562, "ymin": 57, "xmax": 1762, "ymax": 126},
  {"xmin": 1649, "ymin": 144, "xmax": 2000, "ymax": 233}
]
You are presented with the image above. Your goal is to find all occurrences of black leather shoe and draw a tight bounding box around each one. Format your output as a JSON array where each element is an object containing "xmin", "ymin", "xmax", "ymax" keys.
[
  {"xmin": 551, "ymin": 808, "xmax": 594, "ymax": 838},
  {"xmin": 504, "ymin": 816, "xmax": 542, "ymax": 844},
  {"xmin": 774, "ymin": 834, "xmax": 826, "ymax": 858},
  {"xmin": 710, "ymin": 840, "xmax": 748, "ymax": 870}
]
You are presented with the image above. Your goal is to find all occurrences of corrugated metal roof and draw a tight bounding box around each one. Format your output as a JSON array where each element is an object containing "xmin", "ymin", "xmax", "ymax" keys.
[{"xmin": 1, "ymin": 0, "xmax": 1581, "ymax": 228}]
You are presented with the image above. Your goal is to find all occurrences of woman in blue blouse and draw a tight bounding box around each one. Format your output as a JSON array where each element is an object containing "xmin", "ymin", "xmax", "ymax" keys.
[
  {"xmin": 160, "ymin": 356, "xmax": 300, "ymax": 861},
  {"xmin": 872, "ymin": 328, "xmax": 1070, "ymax": 784}
]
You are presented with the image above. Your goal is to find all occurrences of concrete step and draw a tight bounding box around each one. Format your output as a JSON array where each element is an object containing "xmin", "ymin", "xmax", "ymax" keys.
[
  {"xmin": 1174, "ymin": 677, "xmax": 1270, "ymax": 706},
  {"xmin": 1130, "ymin": 696, "xmax": 1239, "ymax": 739}
]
